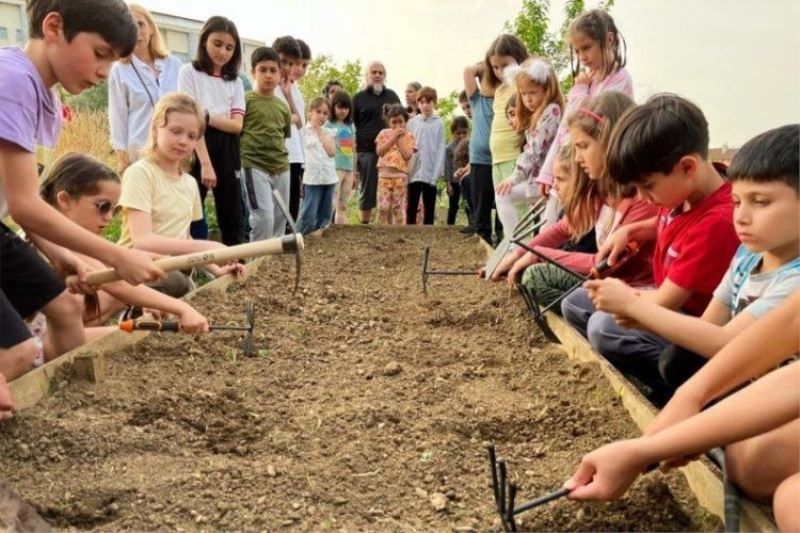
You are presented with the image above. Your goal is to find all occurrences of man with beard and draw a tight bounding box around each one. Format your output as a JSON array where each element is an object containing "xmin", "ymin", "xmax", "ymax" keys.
[{"xmin": 353, "ymin": 61, "xmax": 401, "ymax": 224}]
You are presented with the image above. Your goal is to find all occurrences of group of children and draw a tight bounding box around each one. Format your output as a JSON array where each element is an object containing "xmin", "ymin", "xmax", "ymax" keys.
[
  {"xmin": 456, "ymin": 9, "xmax": 798, "ymax": 529},
  {"xmin": 0, "ymin": 1, "xmax": 797, "ymax": 530}
]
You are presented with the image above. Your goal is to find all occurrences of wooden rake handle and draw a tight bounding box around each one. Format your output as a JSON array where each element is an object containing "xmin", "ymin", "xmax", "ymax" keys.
[{"xmin": 70, "ymin": 234, "xmax": 304, "ymax": 286}]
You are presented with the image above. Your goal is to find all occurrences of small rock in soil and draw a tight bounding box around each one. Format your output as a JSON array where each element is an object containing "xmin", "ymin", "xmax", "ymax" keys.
[
  {"xmin": 383, "ymin": 361, "xmax": 402, "ymax": 376},
  {"xmin": 429, "ymin": 492, "xmax": 448, "ymax": 512}
]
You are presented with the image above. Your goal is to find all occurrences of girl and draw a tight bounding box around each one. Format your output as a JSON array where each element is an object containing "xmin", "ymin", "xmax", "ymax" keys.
[
  {"xmin": 375, "ymin": 104, "xmax": 416, "ymax": 225},
  {"xmin": 491, "ymin": 92, "xmax": 657, "ymax": 308},
  {"xmin": 108, "ymin": 4, "xmax": 182, "ymax": 174},
  {"xmin": 37, "ymin": 153, "xmax": 210, "ymax": 363},
  {"xmin": 297, "ymin": 98, "xmax": 338, "ymax": 235},
  {"xmin": 178, "ymin": 16, "xmax": 245, "ymax": 246},
  {"xmin": 326, "ymin": 90, "xmax": 356, "ymax": 224},
  {"xmin": 485, "ymin": 35, "xmax": 529, "ymax": 225},
  {"xmin": 495, "ymin": 58, "xmax": 564, "ymax": 234},
  {"xmin": 118, "ymin": 92, "xmax": 244, "ymax": 280},
  {"xmin": 536, "ymin": 9, "xmax": 633, "ymax": 226},
  {"xmin": 405, "ymin": 81, "xmax": 422, "ymax": 118}
]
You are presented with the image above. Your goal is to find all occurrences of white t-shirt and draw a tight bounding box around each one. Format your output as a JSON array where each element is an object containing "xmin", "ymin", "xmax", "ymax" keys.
[
  {"xmin": 177, "ymin": 64, "xmax": 245, "ymax": 119},
  {"xmin": 275, "ymin": 83, "xmax": 305, "ymax": 164},
  {"xmin": 302, "ymin": 123, "xmax": 337, "ymax": 186}
]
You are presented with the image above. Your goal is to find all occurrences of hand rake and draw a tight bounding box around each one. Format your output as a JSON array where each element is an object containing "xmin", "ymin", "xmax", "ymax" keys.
[
  {"xmin": 484, "ymin": 197, "xmax": 548, "ymax": 281},
  {"xmin": 119, "ymin": 300, "xmax": 257, "ymax": 356},
  {"xmin": 420, "ymin": 245, "xmax": 478, "ymax": 295}
]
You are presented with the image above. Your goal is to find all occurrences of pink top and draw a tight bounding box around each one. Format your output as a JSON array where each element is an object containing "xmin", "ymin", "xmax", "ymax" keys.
[
  {"xmin": 515, "ymin": 196, "xmax": 658, "ymax": 287},
  {"xmin": 535, "ymin": 68, "xmax": 633, "ymax": 186}
]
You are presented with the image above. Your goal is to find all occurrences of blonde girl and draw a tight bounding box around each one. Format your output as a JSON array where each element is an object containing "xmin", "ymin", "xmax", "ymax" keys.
[
  {"xmin": 118, "ymin": 92, "xmax": 243, "ymax": 279},
  {"xmin": 536, "ymin": 9, "xmax": 633, "ymax": 226},
  {"xmin": 36, "ymin": 153, "xmax": 209, "ymax": 362},
  {"xmin": 492, "ymin": 92, "xmax": 656, "ymax": 307},
  {"xmin": 495, "ymin": 58, "xmax": 564, "ymax": 233},
  {"xmin": 108, "ymin": 4, "xmax": 182, "ymax": 174}
]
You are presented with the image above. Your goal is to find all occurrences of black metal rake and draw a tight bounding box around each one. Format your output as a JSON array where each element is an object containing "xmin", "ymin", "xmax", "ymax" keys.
[
  {"xmin": 420, "ymin": 245, "xmax": 477, "ymax": 295},
  {"xmin": 486, "ymin": 443, "xmax": 571, "ymax": 532}
]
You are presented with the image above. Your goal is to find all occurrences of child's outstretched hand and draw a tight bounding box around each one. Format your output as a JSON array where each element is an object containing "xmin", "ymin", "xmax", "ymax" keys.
[
  {"xmin": 178, "ymin": 306, "xmax": 210, "ymax": 334},
  {"xmin": 564, "ymin": 438, "xmax": 650, "ymax": 500},
  {"xmin": 575, "ymin": 71, "xmax": 592, "ymax": 86},
  {"xmin": 584, "ymin": 278, "xmax": 638, "ymax": 316}
]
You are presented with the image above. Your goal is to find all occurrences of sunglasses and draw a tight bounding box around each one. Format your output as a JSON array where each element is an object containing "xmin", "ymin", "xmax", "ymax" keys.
[{"xmin": 93, "ymin": 200, "xmax": 121, "ymax": 217}]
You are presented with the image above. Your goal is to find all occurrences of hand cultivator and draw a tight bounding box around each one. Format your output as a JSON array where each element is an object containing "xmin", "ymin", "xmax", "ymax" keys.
[
  {"xmin": 119, "ymin": 301, "xmax": 257, "ymax": 356},
  {"xmin": 420, "ymin": 245, "xmax": 477, "ymax": 295},
  {"xmin": 485, "ymin": 443, "xmax": 571, "ymax": 532},
  {"xmin": 514, "ymin": 241, "xmax": 639, "ymax": 342},
  {"xmin": 484, "ymin": 197, "xmax": 548, "ymax": 281}
]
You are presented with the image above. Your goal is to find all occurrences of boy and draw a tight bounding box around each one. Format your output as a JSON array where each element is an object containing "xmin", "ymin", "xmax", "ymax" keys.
[
  {"xmin": 584, "ymin": 124, "xmax": 799, "ymax": 388},
  {"xmin": 272, "ymin": 35, "xmax": 306, "ymax": 223},
  {"xmin": 444, "ymin": 116, "xmax": 471, "ymax": 225},
  {"xmin": 561, "ymin": 94, "xmax": 740, "ymax": 401},
  {"xmin": 0, "ymin": 0, "xmax": 164, "ymax": 420},
  {"xmin": 458, "ymin": 90, "xmax": 472, "ymax": 119},
  {"xmin": 240, "ymin": 47, "xmax": 292, "ymax": 241},
  {"xmin": 406, "ymin": 86, "xmax": 445, "ymax": 225}
]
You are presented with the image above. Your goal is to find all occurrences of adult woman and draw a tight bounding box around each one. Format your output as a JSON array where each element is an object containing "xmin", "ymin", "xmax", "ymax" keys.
[{"xmin": 108, "ymin": 4, "xmax": 182, "ymax": 174}]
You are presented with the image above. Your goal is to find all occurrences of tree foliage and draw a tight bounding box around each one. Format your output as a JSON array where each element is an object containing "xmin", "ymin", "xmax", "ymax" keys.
[{"xmin": 298, "ymin": 55, "xmax": 363, "ymax": 104}]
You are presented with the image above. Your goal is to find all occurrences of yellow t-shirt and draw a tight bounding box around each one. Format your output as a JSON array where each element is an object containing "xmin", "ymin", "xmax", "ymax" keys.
[
  {"xmin": 117, "ymin": 158, "xmax": 202, "ymax": 248},
  {"xmin": 489, "ymin": 83, "xmax": 523, "ymax": 164}
]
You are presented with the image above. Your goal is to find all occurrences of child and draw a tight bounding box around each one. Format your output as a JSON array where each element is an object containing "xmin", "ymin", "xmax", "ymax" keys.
[
  {"xmin": 564, "ymin": 292, "xmax": 800, "ymax": 532},
  {"xmin": 495, "ymin": 58, "xmax": 563, "ymax": 233},
  {"xmin": 40, "ymin": 153, "xmax": 209, "ymax": 352},
  {"xmin": 458, "ymin": 90, "xmax": 472, "ymax": 119},
  {"xmin": 537, "ymin": 9, "xmax": 633, "ymax": 227},
  {"xmin": 375, "ymin": 104, "xmax": 416, "ymax": 225},
  {"xmin": 240, "ymin": 47, "xmax": 292, "ymax": 241},
  {"xmin": 178, "ymin": 16, "xmax": 245, "ymax": 245},
  {"xmin": 584, "ymin": 124, "xmax": 799, "ymax": 387},
  {"xmin": 407, "ymin": 87, "xmax": 446, "ymax": 225},
  {"xmin": 445, "ymin": 116, "xmax": 470, "ymax": 225},
  {"xmin": 0, "ymin": 0, "xmax": 164, "ymax": 420},
  {"xmin": 562, "ymin": 94, "xmax": 740, "ymax": 401},
  {"xmin": 297, "ymin": 98, "xmax": 338, "ymax": 235},
  {"xmin": 462, "ymin": 60, "xmax": 495, "ymax": 242},
  {"xmin": 118, "ymin": 92, "xmax": 244, "ymax": 280},
  {"xmin": 486, "ymin": 35, "xmax": 528, "ymax": 229},
  {"xmin": 327, "ymin": 90, "xmax": 356, "ymax": 224},
  {"xmin": 324, "ymin": 79, "xmax": 343, "ymax": 103},
  {"xmin": 492, "ymin": 92, "xmax": 657, "ymax": 307},
  {"xmin": 272, "ymin": 36, "xmax": 306, "ymax": 223}
]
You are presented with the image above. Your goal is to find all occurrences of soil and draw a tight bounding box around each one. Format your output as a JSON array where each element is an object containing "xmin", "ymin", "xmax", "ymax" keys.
[{"xmin": 0, "ymin": 226, "xmax": 720, "ymax": 532}]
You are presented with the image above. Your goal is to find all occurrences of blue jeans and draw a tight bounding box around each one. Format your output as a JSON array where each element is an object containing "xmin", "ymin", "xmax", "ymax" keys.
[
  {"xmin": 561, "ymin": 288, "xmax": 671, "ymax": 397},
  {"xmin": 297, "ymin": 184, "xmax": 336, "ymax": 235}
]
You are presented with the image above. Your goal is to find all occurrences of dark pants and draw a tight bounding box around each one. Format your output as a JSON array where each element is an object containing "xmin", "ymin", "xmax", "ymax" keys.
[
  {"xmin": 446, "ymin": 181, "xmax": 472, "ymax": 225},
  {"xmin": 189, "ymin": 127, "xmax": 244, "ymax": 245},
  {"xmin": 357, "ymin": 151, "xmax": 380, "ymax": 212},
  {"xmin": 460, "ymin": 173, "xmax": 475, "ymax": 227},
  {"xmin": 659, "ymin": 344, "xmax": 708, "ymax": 389},
  {"xmin": 407, "ymin": 182, "xmax": 437, "ymax": 225},
  {"xmin": 471, "ymin": 163, "xmax": 496, "ymax": 244},
  {"xmin": 289, "ymin": 162, "xmax": 304, "ymax": 223}
]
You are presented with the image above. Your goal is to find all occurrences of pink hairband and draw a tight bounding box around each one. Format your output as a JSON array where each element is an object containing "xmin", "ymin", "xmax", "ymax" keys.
[{"xmin": 579, "ymin": 107, "xmax": 604, "ymax": 123}]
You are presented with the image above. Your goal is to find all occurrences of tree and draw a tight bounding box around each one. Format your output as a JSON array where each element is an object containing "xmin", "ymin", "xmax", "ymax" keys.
[
  {"xmin": 62, "ymin": 80, "xmax": 110, "ymax": 112},
  {"xmin": 298, "ymin": 55, "xmax": 363, "ymax": 104},
  {"xmin": 436, "ymin": 90, "xmax": 459, "ymax": 141}
]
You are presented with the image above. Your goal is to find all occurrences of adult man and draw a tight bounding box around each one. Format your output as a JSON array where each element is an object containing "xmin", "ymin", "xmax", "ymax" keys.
[{"xmin": 352, "ymin": 61, "xmax": 401, "ymax": 224}]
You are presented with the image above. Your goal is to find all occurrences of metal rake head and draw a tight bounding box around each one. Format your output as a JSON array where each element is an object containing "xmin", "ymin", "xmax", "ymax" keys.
[{"xmin": 516, "ymin": 282, "xmax": 560, "ymax": 343}]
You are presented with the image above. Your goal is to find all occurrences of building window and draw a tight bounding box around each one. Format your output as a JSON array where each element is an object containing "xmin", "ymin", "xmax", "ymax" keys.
[
  {"xmin": 0, "ymin": 27, "xmax": 8, "ymax": 41},
  {"xmin": 16, "ymin": 29, "xmax": 23, "ymax": 43}
]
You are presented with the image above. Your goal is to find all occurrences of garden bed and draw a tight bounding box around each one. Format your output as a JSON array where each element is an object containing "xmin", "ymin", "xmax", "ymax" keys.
[{"xmin": 0, "ymin": 226, "xmax": 719, "ymax": 532}]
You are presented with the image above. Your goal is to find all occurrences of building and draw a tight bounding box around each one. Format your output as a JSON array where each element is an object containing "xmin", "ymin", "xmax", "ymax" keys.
[
  {"xmin": 0, "ymin": 1, "xmax": 263, "ymax": 72},
  {"xmin": 0, "ymin": 0, "xmax": 25, "ymax": 47}
]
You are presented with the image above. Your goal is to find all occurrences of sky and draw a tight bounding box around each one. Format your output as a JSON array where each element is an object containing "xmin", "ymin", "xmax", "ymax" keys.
[{"xmin": 138, "ymin": 0, "xmax": 800, "ymax": 148}]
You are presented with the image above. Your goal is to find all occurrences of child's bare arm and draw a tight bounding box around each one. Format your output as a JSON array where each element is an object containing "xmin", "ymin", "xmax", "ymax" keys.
[
  {"xmin": 0, "ymin": 141, "xmax": 163, "ymax": 285},
  {"xmin": 597, "ymin": 217, "xmax": 657, "ymax": 265},
  {"xmin": 647, "ymin": 290, "xmax": 800, "ymax": 436},
  {"xmin": 125, "ymin": 209, "xmax": 223, "ymax": 255},
  {"xmin": 463, "ymin": 63, "xmax": 481, "ymax": 98},
  {"xmin": 318, "ymin": 128, "xmax": 336, "ymax": 157},
  {"xmin": 208, "ymin": 113, "xmax": 244, "ymax": 135},
  {"xmin": 397, "ymin": 134, "xmax": 414, "ymax": 161},
  {"xmin": 375, "ymin": 134, "xmax": 393, "ymax": 157},
  {"xmin": 194, "ymin": 137, "xmax": 217, "ymax": 189}
]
